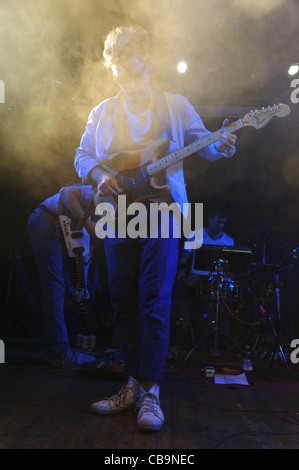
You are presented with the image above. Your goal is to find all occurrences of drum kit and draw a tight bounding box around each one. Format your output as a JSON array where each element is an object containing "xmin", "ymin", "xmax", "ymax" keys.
[{"xmin": 181, "ymin": 240, "xmax": 291, "ymax": 373}]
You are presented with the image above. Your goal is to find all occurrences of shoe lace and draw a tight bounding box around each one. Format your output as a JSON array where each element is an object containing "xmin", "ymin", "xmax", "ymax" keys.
[
  {"xmin": 137, "ymin": 392, "xmax": 160, "ymax": 416},
  {"xmin": 108, "ymin": 384, "xmax": 131, "ymax": 407}
]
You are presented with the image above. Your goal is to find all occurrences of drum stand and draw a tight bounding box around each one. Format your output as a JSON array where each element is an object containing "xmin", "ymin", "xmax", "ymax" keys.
[
  {"xmin": 245, "ymin": 284, "xmax": 291, "ymax": 384},
  {"xmin": 215, "ymin": 259, "xmax": 231, "ymax": 354},
  {"xmin": 182, "ymin": 258, "xmax": 242, "ymax": 364},
  {"xmin": 213, "ymin": 259, "xmax": 243, "ymax": 355}
]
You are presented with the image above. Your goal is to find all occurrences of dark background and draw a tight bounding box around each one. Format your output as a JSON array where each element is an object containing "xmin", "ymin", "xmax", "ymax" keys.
[{"xmin": 1, "ymin": 0, "xmax": 299, "ymax": 336}]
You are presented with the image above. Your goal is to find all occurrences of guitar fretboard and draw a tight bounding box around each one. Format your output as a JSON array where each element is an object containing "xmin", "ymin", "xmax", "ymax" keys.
[{"xmin": 147, "ymin": 119, "xmax": 244, "ymax": 176}]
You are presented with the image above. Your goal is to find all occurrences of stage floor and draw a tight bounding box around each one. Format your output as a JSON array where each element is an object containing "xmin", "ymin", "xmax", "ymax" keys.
[{"xmin": 1, "ymin": 338, "xmax": 299, "ymax": 450}]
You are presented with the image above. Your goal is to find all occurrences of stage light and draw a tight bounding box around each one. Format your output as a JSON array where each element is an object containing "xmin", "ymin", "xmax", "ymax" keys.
[
  {"xmin": 177, "ymin": 61, "xmax": 188, "ymax": 74},
  {"xmin": 288, "ymin": 63, "xmax": 299, "ymax": 76}
]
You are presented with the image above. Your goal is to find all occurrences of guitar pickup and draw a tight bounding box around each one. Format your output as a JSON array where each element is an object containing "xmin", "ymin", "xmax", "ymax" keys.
[{"xmin": 71, "ymin": 231, "xmax": 84, "ymax": 239}]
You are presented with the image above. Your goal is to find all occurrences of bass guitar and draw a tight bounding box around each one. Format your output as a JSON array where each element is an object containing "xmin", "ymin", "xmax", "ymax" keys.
[{"xmin": 60, "ymin": 200, "xmax": 95, "ymax": 305}]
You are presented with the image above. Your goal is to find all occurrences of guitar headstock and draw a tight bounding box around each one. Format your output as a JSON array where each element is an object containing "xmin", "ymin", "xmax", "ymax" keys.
[{"xmin": 242, "ymin": 103, "xmax": 290, "ymax": 129}]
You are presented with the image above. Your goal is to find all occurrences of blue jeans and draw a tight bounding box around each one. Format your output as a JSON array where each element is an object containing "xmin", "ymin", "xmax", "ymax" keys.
[
  {"xmin": 103, "ymin": 211, "xmax": 179, "ymax": 381},
  {"xmin": 27, "ymin": 208, "xmax": 70, "ymax": 357}
]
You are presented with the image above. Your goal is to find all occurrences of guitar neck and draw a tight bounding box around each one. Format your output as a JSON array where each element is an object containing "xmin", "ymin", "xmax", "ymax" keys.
[{"xmin": 147, "ymin": 118, "xmax": 244, "ymax": 176}]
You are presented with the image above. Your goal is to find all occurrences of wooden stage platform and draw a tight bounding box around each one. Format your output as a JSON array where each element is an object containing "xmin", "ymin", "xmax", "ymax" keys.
[{"xmin": 1, "ymin": 339, "xmax": 299, "ymax": 450}]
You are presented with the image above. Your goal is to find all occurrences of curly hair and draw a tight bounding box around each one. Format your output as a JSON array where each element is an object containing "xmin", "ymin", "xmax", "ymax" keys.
[{"xmin": 103, "ymin": 25, "xmax": 151, "ymax": 70}]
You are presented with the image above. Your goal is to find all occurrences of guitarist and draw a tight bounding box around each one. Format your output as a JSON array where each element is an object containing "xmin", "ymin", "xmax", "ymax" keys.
[
  {"xmin": 74, "ymin": 25, "xmax": 237, "ymax": 432},
  {"xmin": 27, "ymin": 184, "xmax": 98, "ymax": 369}
]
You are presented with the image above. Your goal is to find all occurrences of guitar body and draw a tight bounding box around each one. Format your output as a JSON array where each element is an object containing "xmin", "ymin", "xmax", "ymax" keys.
[
  {"xmin": 60, "ymin": 215, "xmax": 90, "ymax": 308},
  {"xmin": 60, "ymin": 215, "xmax": 90, "ymax": 258},
  {"xmin": 115, "ymin": 161, "xmax": 170, "ymax": 203},
  {"xmin": 103, "ymin": 138, "xmax": 172, "ymax": 204}
]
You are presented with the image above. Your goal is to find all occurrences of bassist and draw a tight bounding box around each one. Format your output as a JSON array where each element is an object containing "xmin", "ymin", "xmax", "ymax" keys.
[{"xmin": 27, "ymin": 184, "xmax": 98, "ymax": 368}]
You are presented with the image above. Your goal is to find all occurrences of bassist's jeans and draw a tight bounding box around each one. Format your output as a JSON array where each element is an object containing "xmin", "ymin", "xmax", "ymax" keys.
[
  {"xmin": 27, "ymin": 208, "xmax": 70, "ymax": 358},
  {"xmin": 103, "ymin": 212, "xmax": 179, "ymax": 381}
]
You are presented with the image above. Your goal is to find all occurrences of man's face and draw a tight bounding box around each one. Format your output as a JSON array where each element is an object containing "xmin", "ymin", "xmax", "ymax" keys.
[
  {"xmin": 111, "ymin": 52, "xmax": 151, "ymax": 102},
  {"xmin": 208, "ymin": 215, "xmax": 227, "ymax": 235}
]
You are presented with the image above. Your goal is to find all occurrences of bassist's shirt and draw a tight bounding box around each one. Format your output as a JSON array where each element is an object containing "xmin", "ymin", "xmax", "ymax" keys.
[{"xmin": 42, "ymin": 185, "xmax": 93, "ymax": 215}]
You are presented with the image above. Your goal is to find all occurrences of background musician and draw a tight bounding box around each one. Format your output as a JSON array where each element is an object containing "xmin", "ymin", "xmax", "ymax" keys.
[{"xmin": 27, "ymin": 184, "xmax": 98, "ymax": 368}]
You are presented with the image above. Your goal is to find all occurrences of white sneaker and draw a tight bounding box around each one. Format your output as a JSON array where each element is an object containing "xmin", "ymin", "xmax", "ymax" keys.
[
  {"xmin": 136, "ymin": 384, "xmax": 164, "ymax": 432},
  {"xmin": 91, "ymin": 376, "xmax": 141, "ymax": 415}
]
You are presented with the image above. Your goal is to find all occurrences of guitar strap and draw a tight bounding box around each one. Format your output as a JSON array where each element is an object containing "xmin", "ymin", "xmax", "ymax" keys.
[
  {"xmin": 152, "ymin": 91, "xmax": 173, "ymax": 141},
  {"xmin": 75, "ymin": 198, "xmax": 95, "ymax": 231}
]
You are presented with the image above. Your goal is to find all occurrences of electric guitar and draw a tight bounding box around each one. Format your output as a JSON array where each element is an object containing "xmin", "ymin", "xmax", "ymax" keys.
[{"xmin": 95, "ymin": 103, "xmax": 290, "ymax": 207}]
